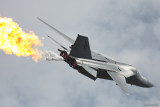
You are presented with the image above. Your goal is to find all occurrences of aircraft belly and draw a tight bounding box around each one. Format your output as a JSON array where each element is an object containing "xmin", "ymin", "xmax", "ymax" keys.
[
  {"xmin": 75, "ymin": 66, "xmax": 112, "ymax": 80},
  {"xmin": 96, "ymin": 69, "xmax": 112, "ymax": 80},
  {"xmin": 75, "ymin": 66, "xmax": 96, "ymax": 80}
]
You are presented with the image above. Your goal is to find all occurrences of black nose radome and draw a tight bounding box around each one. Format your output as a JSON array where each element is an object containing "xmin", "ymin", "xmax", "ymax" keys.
[{"xmin": 147, "ymin": 81, "xmax": 154, "ymax": 87}]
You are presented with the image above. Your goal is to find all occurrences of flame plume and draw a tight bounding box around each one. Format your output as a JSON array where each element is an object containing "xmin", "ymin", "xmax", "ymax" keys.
[{"xmin": 0, "ymin": 17, "xmax": 42, "ymax": 62}]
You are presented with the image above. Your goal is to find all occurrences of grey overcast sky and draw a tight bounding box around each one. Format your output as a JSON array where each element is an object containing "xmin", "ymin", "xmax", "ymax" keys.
[{"xmin": 0, "ymin": 0, "xmax": 160, "ymax": 107}]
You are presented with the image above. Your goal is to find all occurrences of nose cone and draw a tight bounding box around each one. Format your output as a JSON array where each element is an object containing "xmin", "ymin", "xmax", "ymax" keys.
[
  {"xmin": 139, "ymin": 75, "xmax": 154, "ymax": 88},
  {"xmin": 147, "ymin": 81, "xmax": 154, "ymax": 87}
]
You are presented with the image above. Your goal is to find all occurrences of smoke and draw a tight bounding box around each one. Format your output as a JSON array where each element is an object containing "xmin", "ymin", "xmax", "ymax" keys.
[{"xmin": 37, "ymin": 50, "xmax": 63, "ymax": 61}]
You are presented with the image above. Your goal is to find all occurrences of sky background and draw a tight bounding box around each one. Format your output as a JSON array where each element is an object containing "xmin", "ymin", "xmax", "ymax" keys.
[{"xmin": 0, "ymin": 0, "xmax": 160, "ymax": 107}]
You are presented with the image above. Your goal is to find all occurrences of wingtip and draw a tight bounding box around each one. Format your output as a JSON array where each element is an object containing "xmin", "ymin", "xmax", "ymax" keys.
[
  {"xmin": 37, "ymin": 17, "xmax": 45, "ymax": 23},
  {"xmin": 126, "ymin": 92, "xmax": 130, "ymax": 96},
  {"xmin": 123, "ymin": 90, "xmax": 130, "ymax": 96},
  {"xmin": 45, "ymin": 34, "xmax": 51, "ymax": 38},
  {"xmin": 45, "ymin": 33, "xmax": 49, "ymax": 37},
  {"xmin": 37, "ymin": 17, "xmax": 41, "ymax": 20}
]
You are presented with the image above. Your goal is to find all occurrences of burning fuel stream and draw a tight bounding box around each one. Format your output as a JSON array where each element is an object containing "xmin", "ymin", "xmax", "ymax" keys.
[{"xmin": 0, "ymin": 17, "xmax": 62, "ymax": 62}]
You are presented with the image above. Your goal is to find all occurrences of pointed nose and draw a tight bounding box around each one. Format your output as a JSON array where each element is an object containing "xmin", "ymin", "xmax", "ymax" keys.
[{"xmin": 147, "ymin": 81, "xmax": 154, "ymax": 87}]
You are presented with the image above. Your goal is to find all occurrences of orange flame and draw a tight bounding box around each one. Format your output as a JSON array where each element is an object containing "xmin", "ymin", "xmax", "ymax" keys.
[{"xmin": 0, "ymin": 17, "xmax": 42, "ymax": 62}]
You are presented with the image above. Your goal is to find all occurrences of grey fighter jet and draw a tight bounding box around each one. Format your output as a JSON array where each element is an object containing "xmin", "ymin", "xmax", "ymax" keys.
[{"xmin": 38, "ymin": 18, "xmax": 154, "ymax": 95}]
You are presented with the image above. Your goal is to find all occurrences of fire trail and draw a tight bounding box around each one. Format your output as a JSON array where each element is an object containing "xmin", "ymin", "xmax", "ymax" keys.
[{"xmin": 0, "ymin": 17, "xmax": 60, "ymax": 61}]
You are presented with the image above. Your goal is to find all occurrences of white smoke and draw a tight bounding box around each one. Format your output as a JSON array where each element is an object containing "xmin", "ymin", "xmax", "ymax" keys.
[{"xmin": 37, "ymin": 50, "xmax": 63, "ymax": 61}]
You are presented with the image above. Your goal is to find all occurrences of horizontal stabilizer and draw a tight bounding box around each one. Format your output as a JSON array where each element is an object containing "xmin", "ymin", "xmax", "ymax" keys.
[
  {"xmin": 82, "ymin": 65, "xmax": 97, "ymax": 78},
  {"xmin": 107, "ymin": 71, "xmax": 129, "ymax": 95}
]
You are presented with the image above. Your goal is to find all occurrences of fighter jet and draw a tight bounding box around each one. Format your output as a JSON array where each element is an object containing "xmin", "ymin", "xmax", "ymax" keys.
[{"xmin": 38, "ymin": 18, "xmax": 154, "ymax": 95}]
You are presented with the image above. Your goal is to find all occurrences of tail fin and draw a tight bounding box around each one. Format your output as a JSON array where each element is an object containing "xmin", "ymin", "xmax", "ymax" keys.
[{"xmin": 69, "ymin": 34, "xmax": 92, "ymax": 59}]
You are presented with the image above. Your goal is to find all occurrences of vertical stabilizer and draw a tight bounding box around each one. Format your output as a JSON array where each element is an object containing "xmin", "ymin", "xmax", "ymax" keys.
[{"xmin": 69, "ymin": 34, "xmax": 92, "ymax": 59}]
